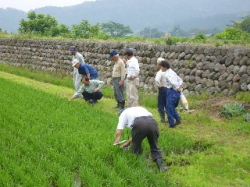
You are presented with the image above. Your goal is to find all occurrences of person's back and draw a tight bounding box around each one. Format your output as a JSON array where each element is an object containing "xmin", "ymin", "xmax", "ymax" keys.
[{"xmin": 78, "ymin": 63, "xmax": 99, "ymax": 80}]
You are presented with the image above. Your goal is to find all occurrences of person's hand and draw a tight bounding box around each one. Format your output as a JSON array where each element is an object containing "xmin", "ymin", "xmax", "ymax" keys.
[
  {"xmin": 93, "ymin": 88, "xmax": 99, "ymax": 92},
  {"xmin": 130, "ymin": 76, "xmax": 135, "ymax": 80},
  {"xmin": 177, "ymin": 86, "xmax": 183, "ymax": 92},
  {"xmin": 122, "ymin": 58, "xmax": 127, "ymax": 63},
  {"xmin": 118, "ymin": 81, "xmax": 123, "ymax": 86},
  {"xmin": 121, "ymin": 141, "xmax": 130, "ymax": 148}
]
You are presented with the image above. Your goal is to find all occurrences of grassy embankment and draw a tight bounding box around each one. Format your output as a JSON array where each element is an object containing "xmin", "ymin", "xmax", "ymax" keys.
[{"xmin": 0, "ymin": 63, "xmax": 249, "ymax": 186}]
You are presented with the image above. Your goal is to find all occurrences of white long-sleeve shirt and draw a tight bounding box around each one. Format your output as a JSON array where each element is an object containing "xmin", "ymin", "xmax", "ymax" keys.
[
  {"xmin": 164, "ymin": 68, "xmax": 183, "ymax": 90},
  {"xmin": 155, "ymin": 69, "xmax": 167, "ymax": 87},
  {"xmin": 126, "ymin": 56, "xmax": 140, "ymax": 78}
]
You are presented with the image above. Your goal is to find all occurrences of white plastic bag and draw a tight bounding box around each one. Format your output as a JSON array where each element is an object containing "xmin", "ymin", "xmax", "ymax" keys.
[{"xmin": 180, "ymin": 92, "xmax": 189, "ymax": 110}]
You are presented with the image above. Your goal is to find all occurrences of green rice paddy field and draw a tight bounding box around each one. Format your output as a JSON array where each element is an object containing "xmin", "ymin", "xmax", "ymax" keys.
[{"xmin": 0, "ymin": 71, "xmax": 249, "ymax": 187}]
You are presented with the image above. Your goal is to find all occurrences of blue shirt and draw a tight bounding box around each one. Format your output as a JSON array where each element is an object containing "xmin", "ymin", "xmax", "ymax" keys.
[{"xmin": 78, "ymin": 62, "xmax": 99, "ymax": 79}]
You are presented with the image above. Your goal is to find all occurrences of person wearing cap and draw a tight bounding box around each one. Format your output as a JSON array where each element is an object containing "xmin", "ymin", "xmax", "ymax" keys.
[
  {"xmin": 109, "ymin": 50, "xmax": 126, "ymax": 109},
  {"xmin": 72, "ymin": 59, "xmax": 99, "ymax": 80},
  {"xmin": 71, "ymin": 77, "xmax": 104, "ymax": 104},
  {"xmin": 160, "ymin": 60, "xmax": 182, "ymax": 128},
  {"xmin": 113, "ymin": 106, "xmax": 167, "ymax": 171},
  {"xmin": 123, "ymin": 48, "xmax": 140, "ymax": 107},
  {"xmin": 70, "ymin": 46, "xmax": 85, "ymax": 92},
  {"xmin": 155, "ymin": 57, "xmax": 168, "ymax": 123}
]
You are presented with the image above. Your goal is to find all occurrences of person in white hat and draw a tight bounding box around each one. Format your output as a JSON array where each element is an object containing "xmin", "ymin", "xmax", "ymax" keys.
[
  {"xmin": 70, "ymin": 46, "xmax": 85, "ymax": 92},
  {"xmin": 155, "ymin": 57, "xmax": 168, "ymax": 123},
  {"xmin": 71, "ymin": 59, "xmax": 99, "ymax": 81}
]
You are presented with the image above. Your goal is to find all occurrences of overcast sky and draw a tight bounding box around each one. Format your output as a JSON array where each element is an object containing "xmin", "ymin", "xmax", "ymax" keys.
[{"xmin": 0, "ymin": 0, "xmax": 96, "ymax": 12}]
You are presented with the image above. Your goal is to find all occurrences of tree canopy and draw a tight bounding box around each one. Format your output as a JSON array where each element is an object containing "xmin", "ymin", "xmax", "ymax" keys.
[
  {"xmin": 232, "ymin": 15, "xmax": 250, "ymax": 33},
  {"xmin": 101, "ymin": 21, "xmax": 133, "ymax": 37},
  {"xmin": 19, "ymin": 11, "xmax": 58, "ymax": 36}
]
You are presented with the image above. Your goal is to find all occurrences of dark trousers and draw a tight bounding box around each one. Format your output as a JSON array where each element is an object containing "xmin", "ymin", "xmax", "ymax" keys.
[
  {"xmin": 82, "ymin": 91, "xmax": 103, "ymax": 102},
  {"xmin": 113, "ymin": 77, "xmax": 124, "ymax": 102},
  {"xmin": 166, "ymin": 89, "xmax": 181, "ymax": 126},
  {"xmin": 158, "ymin": 87, "xmax": 168, "ymax": 113},
  {"xmin": 131, "ymin": 116, "xmax": 162, "ymax": 161}
]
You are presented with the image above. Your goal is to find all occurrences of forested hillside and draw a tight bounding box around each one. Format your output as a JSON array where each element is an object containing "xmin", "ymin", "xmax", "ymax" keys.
[{"xmin": 1, "ymin": 0, "xmax": 250, "ymax": 33}]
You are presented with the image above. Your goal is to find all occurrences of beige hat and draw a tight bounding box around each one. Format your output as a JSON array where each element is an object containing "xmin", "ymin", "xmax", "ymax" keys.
[
  {"xmin": 72, "ymin": 59, "xmax": 79, "ymax": 67},
  {"xmin": 157, "ymin": 57, "xmax": 165, "ymax": 65}
]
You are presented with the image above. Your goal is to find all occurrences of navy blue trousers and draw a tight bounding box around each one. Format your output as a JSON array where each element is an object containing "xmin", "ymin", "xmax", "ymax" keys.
[
  {"xmin": 82, "ymin": 91, "xmax": 103, "ymax": 102},
  {"xmin": 158, "ymin": 87, "xmax": 168, "ymax": 113},
  {"xmin": 166, "ymin": 89, "xmax": 181, "ymax": 126}
]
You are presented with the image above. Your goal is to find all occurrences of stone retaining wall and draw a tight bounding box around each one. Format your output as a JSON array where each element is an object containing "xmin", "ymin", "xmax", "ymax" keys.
[{"xmin": 0, "ymin": 38, "xmax": 250, "ymax": 95}]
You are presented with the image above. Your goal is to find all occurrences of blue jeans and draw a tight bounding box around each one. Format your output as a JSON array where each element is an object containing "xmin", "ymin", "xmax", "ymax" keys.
[
  {"xmin": 166, "ymin": 89, "xmax": 181, "ymax": 126},
  {"xmin": 158, "ymin": 87, "xmax": 168, "ymax": 113}
]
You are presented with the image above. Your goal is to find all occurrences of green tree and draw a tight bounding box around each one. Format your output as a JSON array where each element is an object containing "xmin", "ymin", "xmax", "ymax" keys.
[
  {"xmin": 71, "ymin": 20, "xmax": 101, "ymax": 39},
  {"xmin": 170, "ymin": 25, "xmax": 189, "ymax": 37},
  {"xmin": 138, "ymin": 27, "xmax": 165, "ymax": 38},
  {"xmin": 233, "ymin": 15, "xmax": 250, "ymax": 33},
  {"xmin": 50, "ymin": 24, "xmax": 71, "ymax": 37},
  {"xmin": 101, "ymin": 21, "xmax": 133, "ymax": 37},
  {"xmin": 19, "ymin": 11, "xmax": 58, "ymax": 36},
  {"xmin": 213, "ymin": 27, "xmax": 250, "ymax": 40}
]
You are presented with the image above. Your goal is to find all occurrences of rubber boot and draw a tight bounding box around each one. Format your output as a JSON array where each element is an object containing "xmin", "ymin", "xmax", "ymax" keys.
[
  {"xmin": 114, "ymin": 101, "xmax": 120, "ymax": 109},
  {"xmin": 159, "ymin": 111, "xmax": 165, "ymax": 123},
  {"xmin": 119, "ymin": 100, "xmax": 125, "ymax": 109},
  {"xmin": 155, "ymin": 158, "xmax": 168, "ymax": 172},
  {"xmin": 175, "ymin": 119, "xmax": 181, "ymax": 126}
]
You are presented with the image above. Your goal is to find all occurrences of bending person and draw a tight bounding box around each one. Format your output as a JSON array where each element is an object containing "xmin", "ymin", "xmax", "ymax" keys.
[
  {"xmin": 72, "ymin": 77, "xmax": 104, "ymax": 104},
  {"xmin": 113, "ymin": 106, "xmax": 167, "ymax": 171},
  {"xmin": 72, "ymin": 59, "xmax": 99, "ymax": 80}
]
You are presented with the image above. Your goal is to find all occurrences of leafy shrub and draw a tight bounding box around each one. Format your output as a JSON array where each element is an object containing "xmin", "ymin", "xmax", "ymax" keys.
[
  {"xmin": 193, "ymin": 33, "xmax": 206, "ymax": 41},
  {"xmin": 213, "ymin": 27, "xmax": 250, "ymax": 40},
  {"xmin": 165, "ymin": 37, "xmax": 180, "ymax": 45},
  {"xmin": 245, "ymin": 113, "xmax": 250, "ymax": 122},
  {"xmin": 220, "ymin": 103, "xmax": 245, "ymax": 119},
  {"xmin": 215, "ymin": 41, "xmax": 223, "ymax": 47}
]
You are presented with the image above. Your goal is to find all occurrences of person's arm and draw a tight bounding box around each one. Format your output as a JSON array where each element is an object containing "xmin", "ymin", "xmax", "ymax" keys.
[
  {"xmin": 119, "ymin": 62, "xmax": 126, "ymax": 86},
  {"xmin": 121, "ymin": 138, "xmax": 132, "ymax": 148},
  {"xmin": 155, "ymin": 71, "xmax": 162, "ymax": 87},
  {"xmin": 167, "ymin": 74, "xmax": 183, "ymax": 91},
  {"xmin": 94, "ymin": 81, "xmax": 104, "ymax": 92},
  {"xmin": 128, "ymin": 59, "xmax": 139, "ymax": 79},
  {"xmin": 78, "ymin": 55, "xmax": 85, "ymax": 64},
  {"xmin": 72, "ymin": 85, "xmax": 85, "ymax": 99},
  {"xmin": 114, "ymin": 129, "xmax": 123, "ymax": 145},
  {"xmin": 82, "ymin": 64, "xmax": 90, "ymax": 77},
  {"xmin": 86, "ymin": 73, "xmax": 90, "ymax": 79}
]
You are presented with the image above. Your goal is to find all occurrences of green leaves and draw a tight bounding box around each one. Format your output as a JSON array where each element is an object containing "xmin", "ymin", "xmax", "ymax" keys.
[
  {"xmin": 220, "ymin": 103, "xmax": 245, "ymax": 119},
  {"xmin": 19, "ymin": 11, "xmax": 58, "ymax": 36},
  {"xmin": 101, "ymin": 21, "xmax": 133, "ymax": 37}
]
